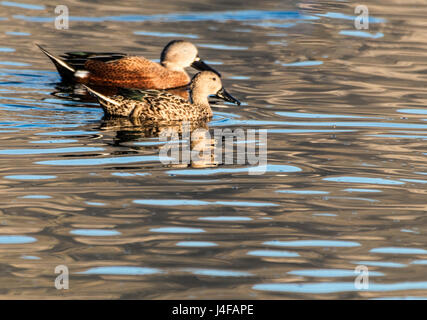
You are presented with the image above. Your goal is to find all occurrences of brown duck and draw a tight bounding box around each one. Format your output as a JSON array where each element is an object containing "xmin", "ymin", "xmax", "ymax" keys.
[
  {"xmin": 84, "ymin": 71, "xmax": 240, "ymax": 121},
  {"xmin": 36, "ymin": 40, "xmax": 220, "ymax": 90}
]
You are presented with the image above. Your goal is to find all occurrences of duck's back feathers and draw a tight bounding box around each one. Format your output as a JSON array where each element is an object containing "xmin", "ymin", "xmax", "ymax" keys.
[
  {"xmin": 118, "ymin": 88, "xmax": 196, "ymax": 120},
  {"xmin": 60, "ymin": 51, "xmax": 127, "ymax": 71},
  {"xmin": 85, "ymin": 57, "xmax": 190, "ymax": 89},
  {"xmin": 118, "ymin": 88, "xmax": 186, "ymax": 102}
]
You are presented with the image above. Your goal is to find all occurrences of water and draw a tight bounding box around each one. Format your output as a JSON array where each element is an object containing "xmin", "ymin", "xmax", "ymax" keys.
[{"xmin": 0, "ymin": 0, "xmax": 426, "ymax": 299}]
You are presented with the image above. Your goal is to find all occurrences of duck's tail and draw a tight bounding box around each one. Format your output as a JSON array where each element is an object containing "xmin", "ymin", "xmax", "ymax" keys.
[
  {"xmin": 82, "ymin": 84, "xmax": 120, "ymax": 107},
  {"xmin": 36, "ymin": 44, "xmax": 75, "ymax": 80}
]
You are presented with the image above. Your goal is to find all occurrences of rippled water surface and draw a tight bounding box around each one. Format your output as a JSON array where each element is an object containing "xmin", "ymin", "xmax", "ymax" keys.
[{"xmin": 0, "ymin": 0, "xmax": 427, "ymax": 299}]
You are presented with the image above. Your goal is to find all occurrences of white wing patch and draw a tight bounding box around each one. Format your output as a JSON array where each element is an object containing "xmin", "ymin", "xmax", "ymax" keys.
[{"xmin": 74, "ymin": 70, "xmax": 90, "ymax": 78}]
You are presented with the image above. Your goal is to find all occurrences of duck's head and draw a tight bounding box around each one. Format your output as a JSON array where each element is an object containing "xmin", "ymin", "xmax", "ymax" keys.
[
  {"xmin": 160, "ymin": 40, "xmax": 220, "ymax": 76},
  {"xmin": 190, "ymin": 71, "xmax": 240, "ymax": 105}
]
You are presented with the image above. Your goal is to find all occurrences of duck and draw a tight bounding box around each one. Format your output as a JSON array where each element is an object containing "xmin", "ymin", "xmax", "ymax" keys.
[
  {"xmin": 83, "ymin": 71, "xmax": 240, "ymax": 121},
  {"xmin": 36, "ymin": 40, "xmax": 220, "ymax": 90}
]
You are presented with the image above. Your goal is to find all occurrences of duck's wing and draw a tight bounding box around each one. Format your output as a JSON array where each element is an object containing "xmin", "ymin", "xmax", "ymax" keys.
[
  {"xmin": 117, "ymin": 88, "xmax": 160, "ymax": 101},
  {"xmin": 118, "ymin": 88, "xmax": 192, "ymax": 120},
  {"xmin": 36, "ymin": 44, "xmax": 128, "ymax": 81},
  {"xmin": 83, "ymin": 56, "xmax": 169, "ymax": 88},
  {"xmin": 60, "ymin": 51, "xmax": 127, "ymax": 71},
  {"xmin": 118, "ymin": 88, "xmax": 188, "ymax": 104}
]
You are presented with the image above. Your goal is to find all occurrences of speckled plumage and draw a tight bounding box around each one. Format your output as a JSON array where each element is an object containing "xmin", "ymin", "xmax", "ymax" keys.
[
  {"xmin": 85, "ymin": 71, "xmax": 240, "ymax": 121},
  {"xmin": 87, "ymin": 88, "xmax": 212, "ymax": 121}
]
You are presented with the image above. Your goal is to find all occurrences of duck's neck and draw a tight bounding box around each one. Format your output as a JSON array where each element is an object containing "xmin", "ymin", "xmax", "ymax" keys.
[
  {"xmin": 190, "ymin": 88, "xmax": 209, "ymax": 107},
  {"xmin": 161, "ymin": 61, "xmax": 184, "ymax": 72},
  {"xmin": 190, "ymin": 88, "xmax": 212, "ymax": 116}
]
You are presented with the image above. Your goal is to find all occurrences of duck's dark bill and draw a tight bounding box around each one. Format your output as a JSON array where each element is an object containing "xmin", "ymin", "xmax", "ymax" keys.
[
  {"xmin": 191, "ymin": 59, "xmax": 221, "ymax": 77},
  {"xmin": 215, "ymin": 87, "xmax": 241, "ymax": 105}
]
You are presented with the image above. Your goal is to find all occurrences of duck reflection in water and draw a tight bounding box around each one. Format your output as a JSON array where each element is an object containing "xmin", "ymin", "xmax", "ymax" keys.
[{"xmin": 99, "ymin": 117, "xmax": 218, "ymax": 169}]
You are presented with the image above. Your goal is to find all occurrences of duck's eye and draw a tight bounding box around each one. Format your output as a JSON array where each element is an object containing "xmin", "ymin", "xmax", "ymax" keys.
[{"xmin": 212, "ymin": 77, "xmax": 217, "ymax": 81}]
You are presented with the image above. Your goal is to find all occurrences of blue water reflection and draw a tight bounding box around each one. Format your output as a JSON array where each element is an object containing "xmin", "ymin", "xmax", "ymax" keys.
[{"xmin": 78, "ymin": 266, "xmax": 161, "ymax": 275}]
